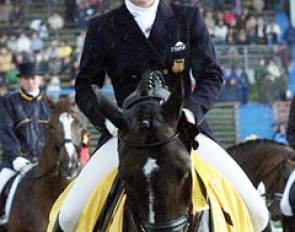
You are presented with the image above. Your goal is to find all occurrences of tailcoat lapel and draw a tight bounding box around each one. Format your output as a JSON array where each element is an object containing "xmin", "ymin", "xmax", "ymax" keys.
[
  {"xmin": 112, "ymin": 1, "xmax": 175, "ymax": 68},
  {"xmin": 149, "ymin": 0, "xmax": 175, "ymax": 57}
]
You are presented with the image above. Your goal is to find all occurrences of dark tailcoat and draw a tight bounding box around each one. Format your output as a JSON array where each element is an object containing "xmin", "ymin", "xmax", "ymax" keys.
[
  {"xmin": 287, "ymin": 95, "xmax": 295, "ymax": 149},
  {"xmin": 75, "ymin": 1, "xmax": 223, "ymax": 140},
  {"xmin": 0, "ymin": 90, "xmax": 50, "ymax": 167}
]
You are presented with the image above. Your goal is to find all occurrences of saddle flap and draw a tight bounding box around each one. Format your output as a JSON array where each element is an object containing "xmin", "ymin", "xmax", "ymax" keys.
[{"xmin": 0, "ymin": 175, "xmax": 17, "ymax": 217}]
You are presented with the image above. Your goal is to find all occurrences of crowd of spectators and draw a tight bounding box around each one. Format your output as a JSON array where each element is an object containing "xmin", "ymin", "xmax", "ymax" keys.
[
  {"xmin": 194, "ymin": 0, "xmax": 294, "ymax": 104},
  {"xmin": 0, "ymin": 0, "xmax": 93, "ymax": 101},
  {"xmin": 0, "ymin": 0, "xmax": 293, "ymax": 105}
]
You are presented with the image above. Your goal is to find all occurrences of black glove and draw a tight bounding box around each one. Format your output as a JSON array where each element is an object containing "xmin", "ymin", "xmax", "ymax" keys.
[{"xmin": 178, "ymin": 110, "xmax": 200, "ymax": 150}]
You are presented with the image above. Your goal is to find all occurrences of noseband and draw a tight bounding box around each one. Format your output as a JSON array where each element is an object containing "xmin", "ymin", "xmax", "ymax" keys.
[
  {"xmin": 119, "ymin": 133, "xmax": 179, "ymax": 148},
  {"xmin": 127, "ymin": 205, "xmax": 190, "ymax": 232},
  {"xmin": 56, "ymin": 139, "xmax": 81, "ymax": 154},
  {"xmin": 140, "ymin": 215, "xmax": 190, "ymax": 232}
]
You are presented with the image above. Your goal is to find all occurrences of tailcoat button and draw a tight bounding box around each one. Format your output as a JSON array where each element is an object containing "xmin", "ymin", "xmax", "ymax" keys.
[{"xmin": 162, "ymin": 69, "xmax": 168, "ymax": 75}]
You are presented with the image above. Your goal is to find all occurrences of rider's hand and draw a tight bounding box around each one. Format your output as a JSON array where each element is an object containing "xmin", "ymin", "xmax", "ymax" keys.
[
  {"xmin": 180, "ymin": 108, "xmax": 199, "ymax": 150},
  {"xmin": 12, "ymin": 157, "xmax": 30, "ymax": 172}
]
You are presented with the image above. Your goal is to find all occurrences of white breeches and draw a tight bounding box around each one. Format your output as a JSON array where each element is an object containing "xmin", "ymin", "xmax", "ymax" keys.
[
  {"xmin": 280, "ymin": 169, "xmax": 295, "ymax": 217},
  {"xmin": 59, "ymin": 133, "xmax": 269, "ymax": 232}
]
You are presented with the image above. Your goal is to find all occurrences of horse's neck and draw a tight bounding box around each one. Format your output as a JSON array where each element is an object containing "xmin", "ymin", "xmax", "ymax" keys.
[
  {"xmin": 256, "ymin": 153, "xmax": 284, "ymax": 177},
  {"xmin": 33, "ymin": 142, "xmax": 60, "ymax": 180},
  {"xmin": 231, "ymin": 146, "xmax": 280, "ymax": 186}
]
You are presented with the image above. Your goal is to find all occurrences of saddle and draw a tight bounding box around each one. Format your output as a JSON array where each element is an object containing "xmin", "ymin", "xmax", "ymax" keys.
[
  {"xmin": 0, "ymin": 163, "xmax": 36, "ymax": 225},
  {"xmin": 0, "ymin": 174, "xmax": 17, "ymax": 218}
]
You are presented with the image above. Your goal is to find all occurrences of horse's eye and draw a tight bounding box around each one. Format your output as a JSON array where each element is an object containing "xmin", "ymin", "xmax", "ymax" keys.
[{"xmin": 141, "ymin": 120, "xmax": 151, "ymax": 129}]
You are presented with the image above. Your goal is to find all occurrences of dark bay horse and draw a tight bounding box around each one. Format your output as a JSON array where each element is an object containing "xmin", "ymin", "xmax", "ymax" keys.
[
  {"xmin": 78, "ymin": 71, "xmax": 253, "ymax": 232},
  {"xmin": 227, "ymin": 139, "xmax": 295, "ymax": 224},
  {"xmin": 3, "ymin": 99, "xmax": 82, "ymax": 232}
]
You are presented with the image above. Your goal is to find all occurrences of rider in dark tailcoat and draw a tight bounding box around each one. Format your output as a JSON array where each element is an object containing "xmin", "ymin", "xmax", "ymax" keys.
[{"xmin": 74, "ymin": 1, "xmax": 223, "ymax": 143}]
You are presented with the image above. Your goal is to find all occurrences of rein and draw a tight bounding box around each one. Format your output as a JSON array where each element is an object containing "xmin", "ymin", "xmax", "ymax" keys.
[
  {"xmin": 119, "ymin": 133, "xmax": 179, "ymax": 148},
  {"xmin": 56, "ymin": 138, "xmax": 81, "ymax": 153}
]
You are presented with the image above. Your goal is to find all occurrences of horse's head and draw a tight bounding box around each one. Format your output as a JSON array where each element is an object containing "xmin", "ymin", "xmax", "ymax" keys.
[
  {"xmin": 46, "ymin": 99, "xmax": 82, "ymax": 180},
  {"xmin": 92, "ymin": 71, "xmax": 193, "ymax": 231}
]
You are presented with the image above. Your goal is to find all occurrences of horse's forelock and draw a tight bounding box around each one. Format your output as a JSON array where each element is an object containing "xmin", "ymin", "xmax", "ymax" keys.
[{"xmin": 52, "ymin": 99, "xmax": 74, "ymax": 115}]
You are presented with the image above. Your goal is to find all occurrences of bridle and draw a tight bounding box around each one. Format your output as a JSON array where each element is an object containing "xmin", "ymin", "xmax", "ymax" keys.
[
  {"xmin": 55, "ymin": 138, "xmax": 81, "ymax": 154},
  {"xmin": 119, "ymin": 133, "xmax": 179, "ymax": 148},
  {"xmin": 140, "ymin": 215, "xmax": 190, "ymax": 232},
  {"xmin": 120, "ymin": 97, "xmax": 192, "ymax": 231},
  {"xmin": 261, "ymin": 155, "xmax": 295, "ymax": 208},
  {"xmin": 118, "ymin": 89, "xmax": 193, "ymax": 232},
  {"xmin": 119, "ymin": 96, "xmax": 180, "ymax": 148},
  {"xmin": 127, "ymin": 205, "xmax": 191, "ymax": 232},
  {"xmin": 30, "ymin": 138, "xmax": 81, "ymax": 180}
]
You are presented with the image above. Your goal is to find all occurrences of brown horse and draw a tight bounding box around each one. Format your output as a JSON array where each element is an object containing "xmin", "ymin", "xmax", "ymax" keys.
[
  {"xmin": 227, "ymin": 139, "xmax": 295, "ymax": 224},
  {"xmin": 3, "ymin": 99, "xmax": 82, "ymax": 232}
]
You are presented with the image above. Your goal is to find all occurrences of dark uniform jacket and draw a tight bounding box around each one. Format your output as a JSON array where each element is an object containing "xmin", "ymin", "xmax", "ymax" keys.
[
  {"xmin": 75, "ymin": 0, "xmax": 223, "ymax": 140},
  {"xmin": 287, "ymin": 95, "xmax": 295, "ymax": 149},
  {"xmin": 0, "ymin": 89, "xmax": 50, "ymax": 167}
]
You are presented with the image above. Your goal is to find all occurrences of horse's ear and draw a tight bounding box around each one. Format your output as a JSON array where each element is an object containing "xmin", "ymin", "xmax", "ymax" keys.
[
  {"xmin": 161, "ymin": 74, "xmax": 184, "ymax": 122},
  {"xmin": 91, "ymin": 85, "xmax": 126, "ymax": 130}
]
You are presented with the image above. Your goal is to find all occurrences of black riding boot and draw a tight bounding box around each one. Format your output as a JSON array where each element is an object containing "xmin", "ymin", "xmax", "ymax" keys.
[{"xmin": 52, "ymin": 215, "xmax": 64, "ymax": 232}]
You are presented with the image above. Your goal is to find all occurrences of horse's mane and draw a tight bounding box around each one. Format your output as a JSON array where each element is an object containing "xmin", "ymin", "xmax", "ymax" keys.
[
  {"xmin": 227, "ymin": 139, "xmax": 289, "ymax": 151},
  {"xmin": 227, "ymin": 139, "xmax": 295, "ymax": 160}
]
